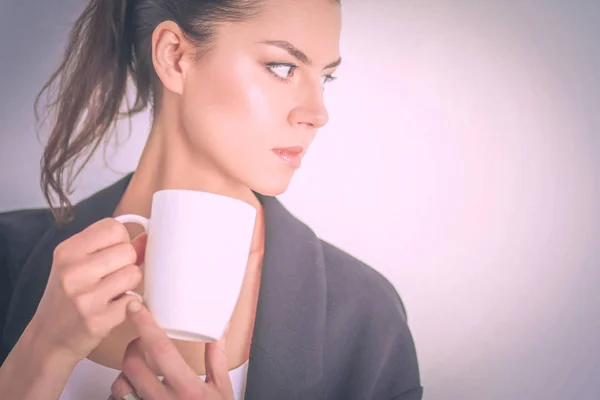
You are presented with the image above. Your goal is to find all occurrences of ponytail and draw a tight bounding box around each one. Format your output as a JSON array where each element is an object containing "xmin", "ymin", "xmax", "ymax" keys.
[
  {"xmin": 35, "ymin": 0, "xmax": 136, "ymax": 225},
  {"xmin": 35, "ymin": 0, "xmax": 267, "ymax": 226}
]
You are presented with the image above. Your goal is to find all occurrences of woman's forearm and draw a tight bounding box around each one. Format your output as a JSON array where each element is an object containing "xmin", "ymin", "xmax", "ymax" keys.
[{"xmin": 0, "ymin": 322, "xmax": 78, "ymax": 399}]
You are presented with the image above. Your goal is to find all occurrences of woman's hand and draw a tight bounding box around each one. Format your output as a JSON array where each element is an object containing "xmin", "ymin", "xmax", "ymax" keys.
[
  {"xmin": 29, "ymin": 218, "xmax": 146, "ymax": 363},
  {"xmin": 110, "ymin": 301, "xmax": 234, "ymax": 400}
]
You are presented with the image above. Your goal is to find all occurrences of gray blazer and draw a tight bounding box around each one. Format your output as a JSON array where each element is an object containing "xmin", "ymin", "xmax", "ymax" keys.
[{"xmin": 0, "ymin": 174, "xmax": 423, "ymax": 399}]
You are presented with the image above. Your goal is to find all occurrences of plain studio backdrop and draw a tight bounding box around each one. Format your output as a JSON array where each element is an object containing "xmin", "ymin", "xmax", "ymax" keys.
[{"xmin": 1, "ymin": 0, "xmax": 599, "ymax": 399}]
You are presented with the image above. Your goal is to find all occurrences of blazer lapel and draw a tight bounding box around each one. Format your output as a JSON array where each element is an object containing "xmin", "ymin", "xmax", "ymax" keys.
[
  {"xmin": 3, "ymin": 175, "xmax": 328, "ymax": 399},
  {"xmin": 244, "ymin": 195, "xmax": 327, "ymax": 399}
]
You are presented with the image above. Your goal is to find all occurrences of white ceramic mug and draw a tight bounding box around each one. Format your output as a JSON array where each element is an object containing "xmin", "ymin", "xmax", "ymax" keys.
[{"xmin": 115, "ymin": 189, "xmax": 257, "ymax": 342}]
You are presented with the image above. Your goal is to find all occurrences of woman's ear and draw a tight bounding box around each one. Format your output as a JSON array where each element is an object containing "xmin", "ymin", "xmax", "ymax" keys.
[{"xmin": 151, "ymin": 21, "xmax": 196, "ymax": 95}]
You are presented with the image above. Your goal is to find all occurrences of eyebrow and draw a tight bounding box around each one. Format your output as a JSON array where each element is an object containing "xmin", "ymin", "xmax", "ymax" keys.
[{"xmin": 261, "ymin": 40, "xmax": 342, "ymax": 70}]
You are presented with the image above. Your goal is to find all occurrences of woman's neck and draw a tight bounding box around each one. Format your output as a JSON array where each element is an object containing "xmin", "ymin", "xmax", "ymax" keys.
[
  {"xmin": 113, "ymin": 115, "xmax": 265, "ymax": 254},
  {"xmin": 116, "ymin": 112, "xmax": 261, "ymax": 211}
]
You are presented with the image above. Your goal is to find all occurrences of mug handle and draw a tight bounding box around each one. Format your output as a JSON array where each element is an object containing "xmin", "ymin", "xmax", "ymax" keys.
[
  {"xmin": 114, "ymin": 214, "xmax": 150, "ymax": 231},
  {"xmin": 114, "ymin": 214, "xmax": 150, "ymax": 303}
]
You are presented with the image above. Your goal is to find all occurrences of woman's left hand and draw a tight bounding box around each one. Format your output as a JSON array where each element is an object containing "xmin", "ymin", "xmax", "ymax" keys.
[{"xmin": 110, "ymin": 300, "xmax": 234, "ymax": 400}]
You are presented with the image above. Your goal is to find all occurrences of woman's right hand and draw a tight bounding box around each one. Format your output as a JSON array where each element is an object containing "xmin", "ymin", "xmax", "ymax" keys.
[{"xmin": 28, "ymin": 217, "xmax": 145, "ymax": 363}]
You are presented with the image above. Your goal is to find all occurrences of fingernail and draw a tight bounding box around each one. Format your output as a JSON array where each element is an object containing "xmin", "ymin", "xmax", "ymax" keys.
[
  {"xmin": 122, "ymin": 394, "xmax": 142, "ymax": 400},
  {"xmin": 128, "ymin": 300, "xmax": 143, "ymax": 313},
  {"xmin": 124, "ymin": 290, "xmax": 144, "ymax": 303}
]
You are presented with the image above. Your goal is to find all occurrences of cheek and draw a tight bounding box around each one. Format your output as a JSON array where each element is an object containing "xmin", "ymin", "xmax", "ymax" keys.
[
  {"xmin": 244, "ymin": 80, "xmax": 274, "ymax": 125},
  {"xmin": 184, "ymin": 60, "xmax": 282, "ymax": 148},
  {"xmin": 179, "ymin": 61, "xmax": 299, "ymax": 194},
  {"xmin": 219, "ymin": 60, "xmax": 283, "ymax": 136}
]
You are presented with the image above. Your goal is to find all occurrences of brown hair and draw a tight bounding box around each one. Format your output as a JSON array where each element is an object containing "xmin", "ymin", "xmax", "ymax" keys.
[{"xmin": 35, "ymin": 0, "xmax": 262, "ymax": 225}]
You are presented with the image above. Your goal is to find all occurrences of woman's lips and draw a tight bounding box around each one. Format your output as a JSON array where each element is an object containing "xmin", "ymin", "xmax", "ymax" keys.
[{"xmin": 272, "ymin": 146, "xmax": 305, "ymax": 168}]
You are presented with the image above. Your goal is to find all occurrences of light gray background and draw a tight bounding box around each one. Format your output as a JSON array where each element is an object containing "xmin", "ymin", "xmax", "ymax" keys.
[{"xmin": 1, "ymin": 1, "xmax": 599, "ymax": 399}]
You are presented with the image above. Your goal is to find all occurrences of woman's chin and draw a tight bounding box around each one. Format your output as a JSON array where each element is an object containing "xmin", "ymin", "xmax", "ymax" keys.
[{"xmin": 250, "ymin": 176, "xmax": 293, "ymax": 198}]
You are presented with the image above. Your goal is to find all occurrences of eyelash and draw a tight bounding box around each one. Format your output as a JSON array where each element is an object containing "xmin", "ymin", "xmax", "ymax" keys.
[{"xmin": 265, "ymin": 62, "xmax": 338, "ymax": 86}]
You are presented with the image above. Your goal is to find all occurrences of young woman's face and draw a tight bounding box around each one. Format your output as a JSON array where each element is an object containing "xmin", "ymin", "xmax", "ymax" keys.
[{"xmin": 179, "ymin": 0, "xmax": 342, "ymax": 196}]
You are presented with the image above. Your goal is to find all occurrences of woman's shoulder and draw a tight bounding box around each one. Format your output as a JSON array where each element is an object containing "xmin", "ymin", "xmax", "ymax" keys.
[
  {"xmin": 0, "ymin": 208, "xmax": 54, "ymax": 281},
  {"xmin": 0, "ymin": 208, "xmax": 55, "ymax": 361},
  {"xmin": 319, "ymin": 239, "xmax": 408, "ymax": 320},
  {"xmin": 317, "ymin": 240, "xmax": 422, "ymax": 398},
  {"xmin": 0, "ymin": 207, "xmax": 54, "ymax": 231}
]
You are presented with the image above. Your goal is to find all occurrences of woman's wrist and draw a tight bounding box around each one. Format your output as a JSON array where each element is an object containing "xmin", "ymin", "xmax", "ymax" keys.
[
  {"xmin": 0, "ymin": 321, "xmax": 78, "ymax": 398},
  {"xmin": 24, "ymin": 317, "xmax": 79, "ymax": 368}
]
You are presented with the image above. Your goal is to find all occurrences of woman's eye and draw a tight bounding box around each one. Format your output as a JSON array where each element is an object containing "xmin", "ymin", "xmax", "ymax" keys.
[
  {"xmin": 321, "ymin": 74, "xmax": 338, "ymax": 86},
  {"xmin": 266, "ymin": 63, "xmax": 297, "ymax": 81},
  {"xmin": 266, "ymin": 63, "xmax": 338, "ymax": 88}
]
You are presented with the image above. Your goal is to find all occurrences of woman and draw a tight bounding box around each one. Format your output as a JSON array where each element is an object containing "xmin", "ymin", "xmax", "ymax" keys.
[{"xmin": 0, "ymin": 0, "xmax": 422, "ymax": 399}]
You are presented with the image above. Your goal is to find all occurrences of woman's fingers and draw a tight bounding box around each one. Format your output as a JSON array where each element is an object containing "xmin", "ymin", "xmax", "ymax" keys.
[
  {"xmin": 204, "ymin": 335, "xmax": 233, "ymax": 392},
  {"xmin": 56, "ymin": 218, "xmax": 131, "ymax": 264},
  {"xmin": 95, "ymin": 264, "xmax": 143, "ymax": 303},
  {"xmin": 121, "ymin": 338, "xmax": 170, "ymax": 400},
  {"xmin": 130, "ymin": 232, "xmax": 147, "ymax": 265},
  {"xmin": 117, "ymin": 303, "xmax": 235, "ymax": 400},
  {"xmin": 111, "ymin": 372, "xmax": 139, "ymax": 400},
  {"xmin": 79, "ymin": 230, "xmax": 146, "ymax": 287},
  {"xmin": 126, "ymin": 302, "xmax": 198, "ymax": 391},
  {"xmin": 100, "ymin": 294, "xmax": 143, "ymax": 330},
  {"xmin": 86, "ymin": 242, "xmax": 140, "ymax": 280}
]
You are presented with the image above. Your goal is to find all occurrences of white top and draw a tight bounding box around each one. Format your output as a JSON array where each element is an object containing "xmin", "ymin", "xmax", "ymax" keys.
[{"xmin": 60, "ymin": 357, "xmax": 249, "ymax": 399}]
